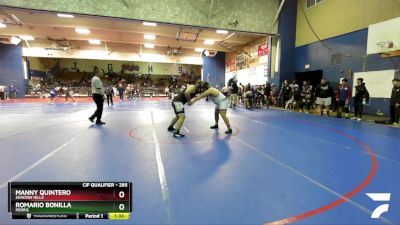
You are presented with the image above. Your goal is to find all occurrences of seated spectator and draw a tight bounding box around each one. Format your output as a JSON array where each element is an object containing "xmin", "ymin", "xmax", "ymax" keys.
[
  {"xmin": 285, "ymin": 84, "xmax": 301, "ymax": 110},
  {"xmin": 299, "ymin": 81, "xmax": 313, "ymax": 113}
]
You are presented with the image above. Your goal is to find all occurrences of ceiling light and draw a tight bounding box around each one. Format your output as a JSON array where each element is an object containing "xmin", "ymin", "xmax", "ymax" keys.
[
  {"xmin": 57, "ymin": 13, "xmax": 74, "ymax": 18},
  {"xmin": 195, "ymin": 48, "xmax": 204, "ymax": 52},
  {"xmin": 88, "ymin": 39, "xmax": 101, "ymax": 45},
  {"xmin": 143, "ymin": 22, "xmax": 157, "ymax": 26},
  {"xmin": 144, "ymin": 43, "xmax": 155, "ymax": 48},
  {"xmin": 216, "ymin": 30, "xmax": 228, "ymax": 34},
  {"xmin": 10, "ymin": 37, "xmax": 21, "ymax": 45},
  {"xmin": 0, "ymin": 23, "xmax": 6, "ymax": 28},
  {"xmin": 75, "ymin": 28, "xmax": 90, "ymax": 34},
  {"xmin": 144, "ymin": 34, "xmax": 156, "ymax": 40},
  {"xmin": 204, "ymin": 39, "xmax": 215, "ymax": 45},
  {"xmin": 19, "ymin": 35, "xmax": 35, "ymax": 41}
]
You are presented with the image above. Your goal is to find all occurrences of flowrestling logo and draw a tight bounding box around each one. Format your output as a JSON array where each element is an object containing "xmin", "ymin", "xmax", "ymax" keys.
[{"xmin": 366, "ymin": 193, "xmax": 391, "ymax": 219}]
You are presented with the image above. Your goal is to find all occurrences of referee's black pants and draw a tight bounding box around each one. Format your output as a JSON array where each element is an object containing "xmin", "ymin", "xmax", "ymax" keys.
[{"xmin": 90, "ymin": 93, "xmax": 104, "ymax": 122}]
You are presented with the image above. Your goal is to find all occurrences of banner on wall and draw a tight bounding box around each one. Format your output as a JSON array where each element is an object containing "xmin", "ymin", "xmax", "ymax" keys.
[
  {"xmin": 236, "ymin": 54, "xmax": 247, "ymax": 70},
  {"xmin": 30, "ymin": 76, "xmax": 43, "ymax": 81},
  {"xmin": 121, "ymin": 64, "xmax": 140, "ymax": 74},
  {"xmin": 225, "ymin": 64, "xmax": 268, "ymax": 86},
  {"xmin": 225, "ymin": 59, "xmax": 236, "ymax": 72},
  {"xmin": 258, "ymin": 44, "xmax": 269, "ymax": 56}
]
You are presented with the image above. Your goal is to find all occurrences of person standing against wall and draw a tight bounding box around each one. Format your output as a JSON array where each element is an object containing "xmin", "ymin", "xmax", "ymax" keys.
[
  {"xmin": 315, "ymin": 79, "xmax": 333, "ymax": 116},
  {"xmin": 280, "ymin": 80, "xmax": 291, "ymax": 110},
  {"xmin": 352, "ymin": 78, "xmax": 369, "ymax": 122},
  {"xmin": 336, "ymin": 79, "xmax": 351, "ymax": 118},
  {"xmin": 390, "ymin": 78, "xmax": 400, "ymax": 125},
  {"xmin": 264, "ymin": 82, "xmax": 271, "ymax": 109},
  {"xmin": 89, "ymin": 73, "xmax": 106, "ymax": 125}
]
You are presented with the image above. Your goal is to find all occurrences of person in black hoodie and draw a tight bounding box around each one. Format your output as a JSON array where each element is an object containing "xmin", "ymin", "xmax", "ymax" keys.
[
  {"xmin": 352, "ymin": 78, "xmax": 369, "ymax": 121},
  {"xmin": 264, "ymin": 82, "xmax": 271, "ymax": 108},
  {"xmin": 315, "ymin": 79, "xmax": 333, "ymax": 116},
  {"xmin": 390, "ymin": 78, "xmax": 400, "ymax": 125},
  {"xmin": 280, "ymin": 80, "xmax": 291, "ymax": 110}
]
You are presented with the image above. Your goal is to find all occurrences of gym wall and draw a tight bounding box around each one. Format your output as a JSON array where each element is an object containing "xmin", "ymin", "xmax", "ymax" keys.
[
  {"xmin": 28, "ymin": 57, "xmax": 202, "ymax": 76},
  {"xmin": 296, "ymin": 0, "xmax": 400, "ymax": 47},
  {"xmin": 0, "ymin": 43, "xmax": 25, "ymax": 97}
]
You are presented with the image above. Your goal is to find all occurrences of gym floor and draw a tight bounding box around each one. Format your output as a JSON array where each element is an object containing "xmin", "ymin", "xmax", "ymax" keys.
[{"xmin": 0, "ymin": 99, "xmax": 399, "ymax": 225}]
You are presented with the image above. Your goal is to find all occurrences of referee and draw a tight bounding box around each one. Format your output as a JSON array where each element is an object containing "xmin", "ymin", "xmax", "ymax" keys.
[{"xmin": 89, "ymin": 73, "xmax": 106, "ymax": 125}]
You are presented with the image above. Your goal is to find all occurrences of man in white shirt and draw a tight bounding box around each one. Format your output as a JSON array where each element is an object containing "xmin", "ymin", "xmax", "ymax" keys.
[{"xmin": 89, "ymin": 74, "xmax": 106, "ymax": 125}]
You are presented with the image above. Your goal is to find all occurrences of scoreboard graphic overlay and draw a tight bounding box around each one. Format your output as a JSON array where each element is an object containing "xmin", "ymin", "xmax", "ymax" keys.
[{"xmin": 8, "ymin": 182, "xmax": 132, "ymax": 220}]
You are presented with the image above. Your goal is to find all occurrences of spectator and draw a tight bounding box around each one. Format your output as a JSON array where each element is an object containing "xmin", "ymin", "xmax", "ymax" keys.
[
  {"xmin": 117, "ymin": 84, "xmax": 125, "ymax": 101},
  {"xmin": 221, "ymin": 85, "xmax": 229, "ymax": 96},
  {"xmin": 336, "ymin": 79, "xmax": 351, "ymax": 118},
  {"xmin": 255, "ymin": 85, "xmax": 263, "ymax": 108},
  {"xmin": 264, "ymin": 82, "xmax": 271, "ymax": 108},
  {"xmin": 230, "ymin": 79, "xmax": 239, "ymax": 109},
  {"xmin": 315, "ymin": 79, "xmax": 333, "ymax": 116},
  {"xmin": 285, "ymin": 84, "xmax": 301, "ymax": 110},
  {"xmin": 9, "ymin": 85, "xmax": 19, "ymax": 100},
  {"xmin": 105, "ymin": 84, "xmax": 114, "ymax": 106},
  {"xmin": 271, "ymin": 83, "xmax": 278, "ymax": 106},
  {"xmin": 164, "ymin": 86, "xmax": 170, "ymax": 97},
  {"xmin": 300, "ymin": 81, "xmax": 313, "ymax": 113},
  {"xmin": 172, "ymin": 75, "xmax": 178, "ymax": 89},
  {"xmin": 280, "ymin": 80, "xmax": 291, "ymax": 110},
  {"xmin": 168, "ymin": 85, "xmax": 174, "ymax": 99},
  {"xmin": 0, "ymin": 84, "xmax": 5, "ymax": 102},
  {"xmin": 126, "ymin": 84, "xmax": 132, "ymax": 100},
  {"xmin": 244, "ymin": 84, "xmax": 253, "ymax": 109},
  {"xmin": 390, "ymin": 78, "xmax": 400, "ymax": 125},
  {"xmin": 238, "ymin": 83, "xmax": 245, "ymax": 105},
  {"xmin": 352, "ymin": 78, "xmax": 369, "ymax": 121},
  {"xmin": 4, "ymin": 85, "xmax": 8, "ymax": 100}
]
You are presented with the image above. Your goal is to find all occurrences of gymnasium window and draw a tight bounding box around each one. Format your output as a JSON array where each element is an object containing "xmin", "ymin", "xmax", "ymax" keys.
[{"xmin": 307, "ymin": 0, "xmax": 324, "ymax": 8}]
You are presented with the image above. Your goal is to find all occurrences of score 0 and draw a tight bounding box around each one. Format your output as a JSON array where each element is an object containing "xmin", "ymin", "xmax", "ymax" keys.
[
  {"xmin": 115, "ymin": 182, "xmax": 130, "ymax": 212},
  {"xmin": 118, "ymin": 191, "xmax": 125, "ymax": 211}
]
